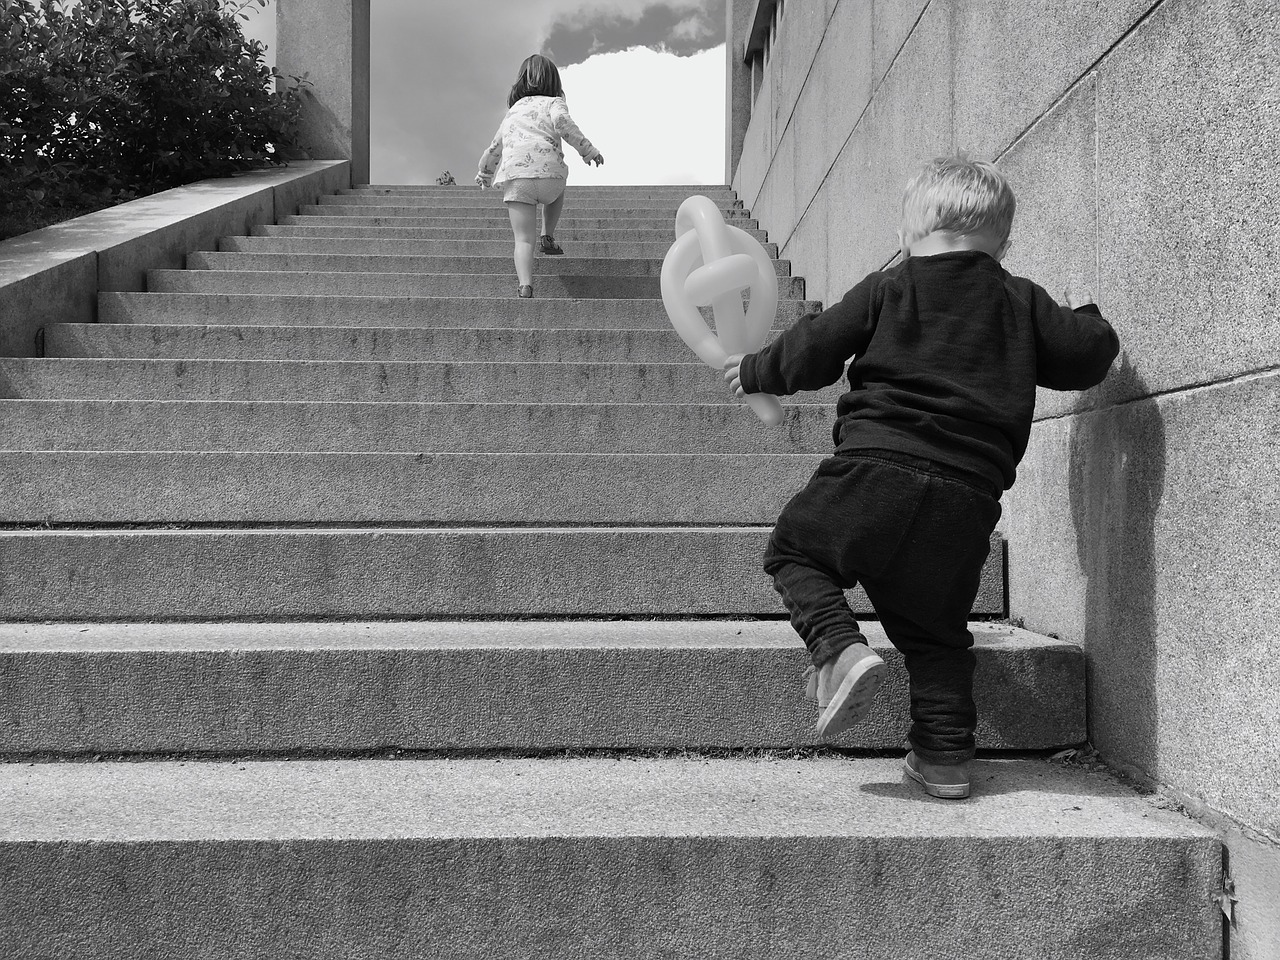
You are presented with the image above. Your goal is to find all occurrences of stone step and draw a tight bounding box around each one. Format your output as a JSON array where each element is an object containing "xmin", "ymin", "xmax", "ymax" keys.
[
  {"xmin": 188, "ymin": 251, "xmax": 793, "ymax": 278},
  {"xmin": 0, "ymin": 398, "xmax": 830, "ymax": 452},
  {"xmin": 0, "ymin": 451, "xmax": 823, "ymax": 524},
  {"xmin": 148, "ymin": 269, "xmax": 805, "ymax": 301},
  {"xmin": 0, "ymin": 358, "xmax": 837, "ymax": 404},
  {"xmin": 0, "ymin": 527, "xmax": 1005, "ymax": 620},
  {"xmin": 299, "ymin": 204, "xmax": 756, "ymax": 225},
  {"xmin": 358, "ymin": 183, "xmax": 736, "ymax": 196},
  {"xmin": 268, "ymin": 220, "xmax": 769, "ymax": 242},
  {"xmin": 317, "ymin": 194, "xmax": 743, "ymax": 211},
  {"xmin": 97, "ymin": 293, "xmax": 822, "ymax": 329},
  {"xmin": 225, "ymin": 234, "xmax": 762, "ymax": 259},
  {"xmin": 0, "ymin": 621, "xmax": 1081, "ymax": 754},
  {"xmin": 281, "ymin": 216, "xmax": 757, "ymax": 236},
  {"xmin": 0, "ymin": 757, "xmax": 1219, "ymax": 960},
  {"xmin": 43, "ymin": 323, "xmax": 775, "ymax": 363}
]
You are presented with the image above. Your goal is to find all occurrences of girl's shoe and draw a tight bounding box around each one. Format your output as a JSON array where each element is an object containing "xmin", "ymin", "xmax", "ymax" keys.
[
  {"xmin": 538, "ymin": 235, "xmax": 564, "ymax": 255},
  {"xmin": 517, "ymin": 285, "xmax": 534, "ymax": 299},
  {"xmin": 809, "ymin": 642, "xmax": 887, "ymax": 738},
  {"xmin": 904, "ymin": 751, "xmax": 971, "ymax": 799}
]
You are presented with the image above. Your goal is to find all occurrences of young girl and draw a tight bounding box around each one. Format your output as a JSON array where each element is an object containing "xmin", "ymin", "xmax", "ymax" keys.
[{"xmin": 475, "ymin": 54, "xmax": 605, "ymax": 298}]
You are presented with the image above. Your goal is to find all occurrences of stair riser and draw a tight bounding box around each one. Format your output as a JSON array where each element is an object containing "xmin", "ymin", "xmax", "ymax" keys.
[
  {"xmin": 357, "ymin": 184, "xmax": 736, "ymax": 194},
  {"xmin": 44, "ymin": 323, "xmax": 778, "ymax": 364},
  {"xmin": 0, "ymin": 837, "xmax": 1219, "ymax": 960},
  {"xmin": 97, "ymin": 294, "xmax": 823, "ymax": 330},
  {"xmin": 0, "ymin": 626, "xmax": 1083, "ymax": 754},
  {"xmin": 317, "ymin": 196, "xmax": 743, "ymax": 211},
  {"xmin": 0, "ymin": 529, "xmax": 1005, "ymax": 620},
  {"xmin": 0, "ymin": 359, "xmax": 838, "ymax": 404},
  {"xmin": 148, "ymin": 271, "xmax": 805, "ymax": 301},
  {"xmin": 308, "ymin": 201, "xmax": 749, "ymax": 216},
  {"xmin": 228, "ymin": 235, "xmax": 778, "ymax": 259},
  {"xmin": 1, "ymin": 452, "xmax": 823, "ymax": 524},
  {"xmin": 0, "ymin": 399, "xmax": 830, "ymax": 453},
  {"xmin": 270, "ymin": 222, "xmax": 768, "ymax": 241},
  {"xmin": 299, "ymin": 205, "xmax": 756, "ymax": 224},
  {"xmin": 284, "ymin": 217, "xmax": 757, "ymax": 235},
  {"xmin": 191, "ymin": 251, "xmax": 793, "ymax": 279},
  {"xmin": 226, "ymin": 236, "xmax": 779, "ymax": 259}
]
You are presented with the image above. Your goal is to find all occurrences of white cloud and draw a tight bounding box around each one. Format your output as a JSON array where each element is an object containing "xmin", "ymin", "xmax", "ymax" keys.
[{"xmin": 559, "ymin": 45, "xmax": 726, "ymax": 186}]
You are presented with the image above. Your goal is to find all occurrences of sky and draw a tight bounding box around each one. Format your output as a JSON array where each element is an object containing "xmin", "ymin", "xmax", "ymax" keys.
[{"xmin": 238, "ymin": 0, "xmax": 728, "ymax": 186}]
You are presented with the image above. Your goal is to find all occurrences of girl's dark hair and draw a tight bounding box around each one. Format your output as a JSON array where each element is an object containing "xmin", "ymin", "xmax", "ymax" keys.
[{"xmin": 507, "ymin": 54, "xmax": 565, "ymax": 107}]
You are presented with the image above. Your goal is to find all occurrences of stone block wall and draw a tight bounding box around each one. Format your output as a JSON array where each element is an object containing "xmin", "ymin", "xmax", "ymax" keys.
[{"xmin": 728, "ymin": 0, "xmax": 1278, "ymax": 952}]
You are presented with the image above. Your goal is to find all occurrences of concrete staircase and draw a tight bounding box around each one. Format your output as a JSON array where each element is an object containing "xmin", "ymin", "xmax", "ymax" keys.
[{"xmin": 0, "ymin": 184, "xmax": 1219, "ymax": 957}]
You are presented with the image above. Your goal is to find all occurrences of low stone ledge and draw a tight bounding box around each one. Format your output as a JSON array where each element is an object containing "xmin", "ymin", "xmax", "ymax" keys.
[{"xmin": 0, "ymin": 160, "xmax": 350, "ymax": 357}]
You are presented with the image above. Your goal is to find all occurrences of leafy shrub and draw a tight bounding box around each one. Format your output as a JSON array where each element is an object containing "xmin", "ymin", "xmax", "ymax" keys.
[
  {"xmin": 435, "ymin": 170, "xmax": 456, "ymax": 186},
  {"xmin": 0, "ymin": 0, "xmax": 308, "ymax": 233}
]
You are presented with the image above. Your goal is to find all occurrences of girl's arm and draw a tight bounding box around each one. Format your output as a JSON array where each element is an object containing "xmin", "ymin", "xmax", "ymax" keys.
[
  {"xmin": 549, "ymin": 99, "xmax": 602, "ymax": 163},
  {"xmin": 476, "ymin": 128, "xmax": 503, "ymax": 186}
]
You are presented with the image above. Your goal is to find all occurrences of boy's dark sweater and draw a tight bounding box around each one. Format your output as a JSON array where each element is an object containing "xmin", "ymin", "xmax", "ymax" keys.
[{"xmin": 739, "ymin": 250, "xmax": 1119, "ymax": 494}]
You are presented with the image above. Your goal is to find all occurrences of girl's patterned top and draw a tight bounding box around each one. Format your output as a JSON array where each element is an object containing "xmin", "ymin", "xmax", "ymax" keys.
[{"xmin": 476, "ymin": 95, "xmax": 600, "ymax": 187}]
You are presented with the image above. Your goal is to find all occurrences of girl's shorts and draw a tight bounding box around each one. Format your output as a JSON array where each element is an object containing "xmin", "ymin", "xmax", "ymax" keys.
[{"xmin": 503, "ymin": 177, "xmax": 567, "ymax": 205}]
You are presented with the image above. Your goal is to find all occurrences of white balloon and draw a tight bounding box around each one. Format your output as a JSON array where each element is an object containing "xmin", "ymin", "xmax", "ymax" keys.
[{"xmin": 660, "ymin": 196, "xmax": 784, "ymax": 426}]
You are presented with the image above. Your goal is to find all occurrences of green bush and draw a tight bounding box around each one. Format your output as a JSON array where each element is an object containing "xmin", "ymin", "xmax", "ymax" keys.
[{"xmin": 0, "ymin": 0, "xmax": 308, "ymax": 232}]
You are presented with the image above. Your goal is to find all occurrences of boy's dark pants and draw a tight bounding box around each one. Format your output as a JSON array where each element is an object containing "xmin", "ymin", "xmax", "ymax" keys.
[{"xmin": 763, "ymin": 451, "xmax": 1002, "ymax": 765}]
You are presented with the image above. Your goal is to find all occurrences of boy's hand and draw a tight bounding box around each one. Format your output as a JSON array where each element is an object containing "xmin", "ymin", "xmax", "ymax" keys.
[
  {"xmin": 723, "ymin": 354, "xmax": 745, "ymax": 397},
  {"xmin": 1065, "ymin": 283, "xmax": 1095, "ymax": 310},
  {"xmin": 588, "ymin": 152, "xmax": 605, "ymax": 167}
]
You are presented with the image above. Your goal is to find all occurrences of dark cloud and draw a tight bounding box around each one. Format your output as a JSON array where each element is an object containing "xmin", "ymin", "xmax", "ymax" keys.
[{"xmin": 543, "ymin": 0, "xmax": 725, "ymax": 65}]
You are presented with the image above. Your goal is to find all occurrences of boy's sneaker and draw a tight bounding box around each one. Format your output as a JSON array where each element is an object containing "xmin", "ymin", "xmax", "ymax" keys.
[
  {"xmin": 904, "ymin": 751, "xmax": 971, "ymax": 800},
  {"xmin": 806, "ymin": 642, "xmax": 887, "ymax": 738},
  {"xmin": 538, "ymin": 235, "xmax": 564, "ymax": 255}
]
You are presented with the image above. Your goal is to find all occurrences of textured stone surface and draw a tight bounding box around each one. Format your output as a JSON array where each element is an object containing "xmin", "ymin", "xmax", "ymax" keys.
[
  {"xmin": 0, "ymin": 250, "xmax": 96, "ymax": 358},
  {"xmin": 0, "ymin": 757, "xmax": 1219, "ymax": 959},
  {"xmin": 1224, "ymin": 827, "xmax": 1280, "ymax": 960},
  {"xmin": 187, "ymin": 251, "xmax": 793, "ymax": 279},
  {"xmin": 98, "ymin": 292, "xmax": 822, "ymax": 330},
  {"xmin": 0, "ymin": 451, "xmax": 826, "ymax": 524},
  {"xmin": 0, "ymin": 398, "xmax": 832, "ymax": 452},
  {"xmin": 951, "ymin": 0, "xmax": 1152, "ymax": 158},
  {"xmin": 149, "ymin": 267, "xmax": 802, "ymax": 302},
  {"xmin": 0, "ymin": 621, "xmax": 1082, "ymax": 753},
  {"xmin": 1094, "ymin": 0, "xmax": 1280, "ymax": 399},
  {"xmin": 0, "ymin": 357, "xmax": 837, "ymax": 404},
  {"xmin": 0, "ymin": 527, "xmax": 1005, "ymax": 620},
  {"xmin": 272, "ymin": 218, "xmax": 766, "ymax": 241},
  {"xmin": 1005, "ymin": 373, "xmax": 1280, "ymax": 837},
  {"xmin": 222, "ymin": 234, "xmax": 768, "ymax": 259}
]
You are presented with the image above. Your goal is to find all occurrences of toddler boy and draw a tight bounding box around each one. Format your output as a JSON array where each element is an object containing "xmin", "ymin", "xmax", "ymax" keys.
[{"xmin": 725, "ymin": 155, "xmax": 1119, "ymax": 798}]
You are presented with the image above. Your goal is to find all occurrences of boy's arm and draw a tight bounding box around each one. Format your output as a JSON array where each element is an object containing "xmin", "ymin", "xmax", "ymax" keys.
[
  {"xmin": 1033, "ymin": 284, "xmax": 1120, "ymax": 390},
  {"xmin": 550, "ymin": 99, "xmax": 602, "ymax": 163},
  {"xmin": 736, "ymin": 277, "xmax": 880, "ymax": 396}
]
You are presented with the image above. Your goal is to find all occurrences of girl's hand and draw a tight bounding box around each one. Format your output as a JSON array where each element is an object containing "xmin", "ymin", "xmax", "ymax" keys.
[
  {"xmin": 723, "ymin": 354, "xmax": 745, "ymax": 397},
  {"xmin": 475, "ymin": 172, "xmax": 491, "ymax": 189},
  {"xmin": 589, "ymin": 152, "xmax": 605, "ymax": 167}
]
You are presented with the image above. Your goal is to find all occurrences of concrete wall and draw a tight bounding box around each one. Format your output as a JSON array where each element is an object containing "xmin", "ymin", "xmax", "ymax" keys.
[
  {"xmin": 728, "ymin": 0, "xmax": 1279, "ymax": 954},
  {"xmin": 276, "ymin": 0, "xmax": 370, "ymax": 185},
  {"xmin": 0, "ymin": 161, "xmax": 350, "ymax": 358}
]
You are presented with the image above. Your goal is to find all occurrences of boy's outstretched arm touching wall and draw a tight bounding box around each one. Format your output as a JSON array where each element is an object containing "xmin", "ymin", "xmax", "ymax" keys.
[{"xmin": 1024, "ymin": 281, "xmax": 1120, "ymax": 390}]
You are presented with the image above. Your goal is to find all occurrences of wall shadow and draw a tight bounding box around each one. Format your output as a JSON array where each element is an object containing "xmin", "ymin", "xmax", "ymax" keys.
[{"xmin": 1067, "ymin": 353, "xmax": 1166, "ymax": 780}]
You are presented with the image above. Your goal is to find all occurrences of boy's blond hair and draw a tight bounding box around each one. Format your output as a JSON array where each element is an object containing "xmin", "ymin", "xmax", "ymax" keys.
[{"xmin": 900, "ymin": 154, "xmax": 1016, "ymax": 246}]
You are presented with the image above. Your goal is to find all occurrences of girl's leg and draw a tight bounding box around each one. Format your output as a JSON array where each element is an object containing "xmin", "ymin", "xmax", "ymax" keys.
[
  {"xmin": 506, "ymin": 201, "xmax": 536, "ymax": 286},
  {"xmin": 542, "ymin": 191, "xmax": 565, "ymax": 238}
]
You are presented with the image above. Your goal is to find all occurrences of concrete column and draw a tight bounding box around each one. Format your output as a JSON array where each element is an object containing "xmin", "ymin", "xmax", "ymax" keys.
[
  {"xmin": 725, "ymin": 0, "xmax": 756, "ymax": 184},
  {"xmin": 276, "ymin": 0, "xmax": 370, "ymax": 185}
]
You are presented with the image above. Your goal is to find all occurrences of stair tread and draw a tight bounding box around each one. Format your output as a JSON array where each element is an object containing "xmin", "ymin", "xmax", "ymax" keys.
[
  {"xmin": 0, "ymin": 755, "xmax": 1213, "ymax": 841},
  {"xmin": 0, "ymin": 618, "xmax": 1041, "ymax": 652}
]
